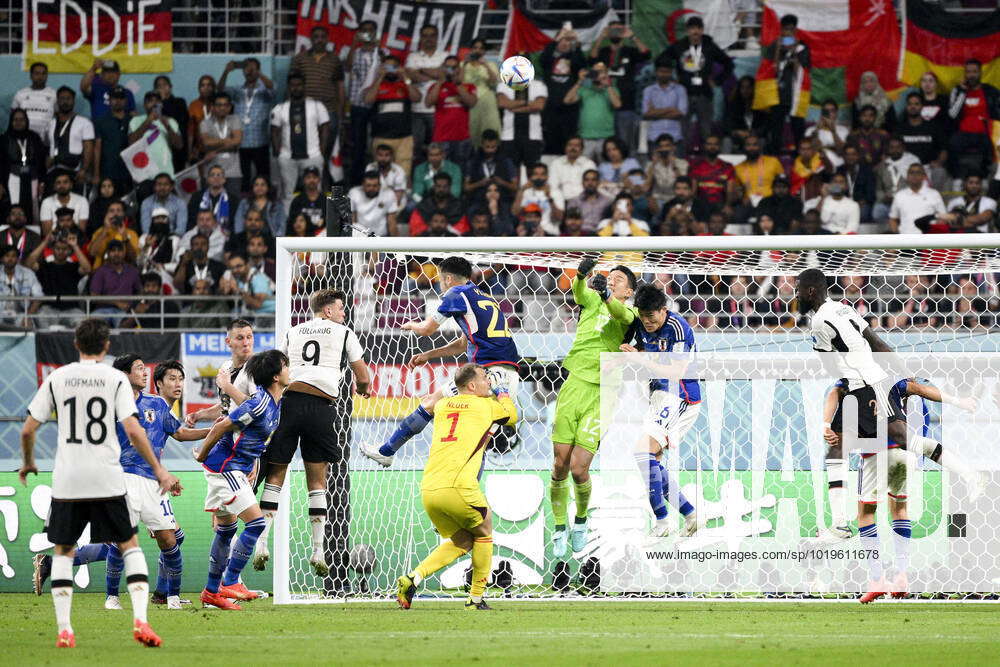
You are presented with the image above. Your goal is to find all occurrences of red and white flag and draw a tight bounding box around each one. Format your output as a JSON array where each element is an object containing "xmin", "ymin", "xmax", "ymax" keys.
[
  {"xmin": 120, "ymin": 128, "xmax": 172, "ymax": 183},
  {"xmin": 173, "ymin": 163, "xmax": 202, "ymax": 203},
  {"xmin": 501, "ymin": 0, "xmax": 618, "ymax": 59}
]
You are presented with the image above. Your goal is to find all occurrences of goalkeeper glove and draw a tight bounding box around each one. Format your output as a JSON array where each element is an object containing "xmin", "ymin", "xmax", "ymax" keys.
[
  {"xmin": 577, "ymin": 257, "xmax": 597, "ymax": 277},
  {"xmin": 591, "ymin": 274, "xmax": 609, "ymax": 301},
  {"xmin": 487, "ymin": 368, "xmax": 510, "ymax": 398}
]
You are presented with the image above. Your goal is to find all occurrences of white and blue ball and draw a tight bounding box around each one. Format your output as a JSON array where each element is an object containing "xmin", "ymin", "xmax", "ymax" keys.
[{"xmin": 500, "ymin": 55, "xmax": 535, "ymax": 90}]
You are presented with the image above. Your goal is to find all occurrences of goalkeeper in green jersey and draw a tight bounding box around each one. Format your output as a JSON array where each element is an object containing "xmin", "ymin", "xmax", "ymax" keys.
[{"xmin": 550, "ymin": 257, "xmax": 637, "ymax": 559}]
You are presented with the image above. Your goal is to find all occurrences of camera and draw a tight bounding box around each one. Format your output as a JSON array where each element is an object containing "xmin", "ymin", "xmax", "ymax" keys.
[
  {"xmin": 609, "ymin": 27, "xmax": 623, "ymax": 39},
  {"xmin": 588, "ymin": 69, "xmax": 601, "ymax": 81}
]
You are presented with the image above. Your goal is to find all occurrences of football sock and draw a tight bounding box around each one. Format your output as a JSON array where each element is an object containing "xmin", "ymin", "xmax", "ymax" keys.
[
  {"xmin": 206, "ymin": 520, "xmax": 238, "ymax": 593},
  {"xmin": 892, "ymin": 519, "xmax": 912, "ymax": 574},
  {"xmin": 380, "ymin": 406, "xmax": 432, "ymax": 457},
  {"xmin": 574, "ymin": 478, "xmax": 592, "ymax": 520},
  {"xmin": 156, "ymin": 528, "xmax": 184, "ymax": 595},
  {"xmin": 550, "ymin": 476, "xmax": 569, "ymax": 530},
  {"xmin": 222, "ymin": 517, "xmax": 266, "ymax": 586},
  {"xmin": 160, "ymin": 543, "xmax": 183, "ymax": 597},
  {"xmin": 105, "ymin": 545, "xmax": 123, "ymax": 596},
  {"xmin": 308, "ymin": 489, "xmax": 327, "ymax": 553},
  {"xmin": 859, "ymin": 523, "xmax": 882, "ymax": 581},
  {"xmin": 913, "ymin": 436, "xmax": 976, "ymax": 480},
  {"xmin": 636, "ymin": 453, "xmax": 667, "ymax": 519},
  {"xmin": 470, "ymin": 536, "xmax": 493, "ymax": 603},
  {"xmin": 659, "ymin": 464, "xmax": 694, "ymax": 516},
  {"xmin": 259, "ymin": 483, "xmax": 281, "ymax": 548},
  {"xmin": 411, "ymin": 541, "xmax": 468, "ymax": 585},
  {"xmin": 825, "ymin": 458, "xmax": 847, "ymax": 526},
  {"xmin": 122, "ymin": 547, "xmax": 149, "ymax": 623},
  {"xmin": 73, "ymin": 543, "xmax": 109, "ymax": 565},
  {"xmin": 51, "ymin": 554, "xmax": 73, "ymax": 633}
]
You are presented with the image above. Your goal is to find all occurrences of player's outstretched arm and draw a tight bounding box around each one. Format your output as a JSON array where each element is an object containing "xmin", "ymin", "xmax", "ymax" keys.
[
  {"xmin": 185, "ymin": 402, "xmax": 222, "ymax": 427},
  {"xmin": 123, "ymin": 415, "xmax": 182, "ymax": 495},
  {"xmin": 18, "ymin": 416, "xmax": 42, "ymax": 484},
  {"xmin": 193, "ymin": 417, "xmax": 235, "ymax": 462},
  {"xmin": 409, "ymin": 336, "xmax": 467, "ymax": 367},
  {"xmin": 602, "ymin": 287, "xmax": 636, "ymax": 324},
  {"xmin": 217, "ymin": 367, "xmax": 250, "ymax": 407},
  {"xmin": 571, "ymin": 258, "xmax": 601, "ymax": 309},
  {"xmin": 172, "ymin": 426, "xmax": 212, "ymax": 442},
  {"xmin": 906, "ymin": 381, "xmax": 978, "ymax": 412},
  {"xmin": 401, "ymin": 317, "xmax": 441, "ymax": 337}
]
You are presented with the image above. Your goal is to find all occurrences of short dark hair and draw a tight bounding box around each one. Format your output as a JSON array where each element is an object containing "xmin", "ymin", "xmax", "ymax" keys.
[
  {"xmin": 610, "ymin": 265, "xmax": 637, "ymax": 290},
  {"xmin": 228, "ymin": 252, "xmax": 248, "ymax": 264},
  {"xmin": 966, "ymin": 58, "xmax": 982, "ymax": 68},
  {"xmin": 75, "ymin": 318, "xmax": 110, "ymax": 355},
  {"xmin": 439, "ymin": 256, "xmax": 472, "ymax": 280},
  {"xmin": 859, "ymin": 104, "xmax": 877, "ymax": 115},
  {"xmin": 529, "ymin": 162, "xmax": 547, "ymax": 174},
  {"xmin": 112, "ymin": 353, "xmax": 143, "ymax": 375},
  {"xmin": 780, "ymin": 14, "xmax": 798, "ymax": 28},
  {"xmin": 287, "ymin": 70, "xmax": 305, "ymax": 84},
  {"xmin": 245, "ymin": 57, "xmax": 261, "ymax": 68},
  {"xmin": 153, "ymin": 359, "xmax": 185, "ymax": 387},
  {"xmin": 686, "ymin": 15, "xmax": 704, "ymax": 28},
  {"xmin": 674, "ymin": 176, "xmax": 693, "ymax": 188},
  {"xmin": 583, "ymin": 169, "xmax": 599, "ymax": 180},
  {"xmin": 453, "ymin": 363, "xmax": 481, "ymax": 390},
  {"xmin": 634, "ymin": 284, "xmax": 667, "ymax": 313},
  {"xmin": 55, "ymin": 207, "xmax": 75, "ymax": 219},
  {"xmin": 0, "ymin": 244, "xmax": 17, "ymax": 258},
  {"xmin": 213, "ymin": 92, "xmax": 231, "ymax": 105},
  {"xmin": 655, "ymin": 133, "xmax": 675, "ymax": 145},
  {"xmin": 141, "ymin": 272, "xmax": 163, "ymax": 287},
  {"xmin": 154, "ymin": 75, "xmax": 172, "ymax": 87},
  {"xmin": 191, "ymin": 232, "xmax": 211, "ymax": 246},
  {"xmin": 228, "ymin": 318, "xmax": 254, "ymax": 332},
  {"xmin": 797, "ymin": 267, "xmax": 828, "ymax": 290},
  {"xmin": 144, "ymin": 91, "xmax": 161, "ymax": 104},
  {"xmin": 481, "ymin": 128, "xmax": 500, "ymax": 142},
  {"xmin": 565, "ymin": 207, "xmax": 582, "ymax": 219},
  {"xmin": 421, "ymin": 24, "xmax": 439, "ymax": 35},
  {"xmin": 246, "ymin": 349, "xmax": 288, "ymax": 388},
  {"xmin": 362, "ymin": 169, "xmax": 381, "ymax": 182},
  {"xmin": 375, "ymin": 143, "xmax": 393, "ymax": 154},
  {"xmin": 310, "ymin": 288, "xmax": 347, "ymax": 313},
  {"xmin": 106, "ymin": 239, "xmax": 125, "ymax": 252},
  {"xmin": 57, "ymin": 85, "xmax": 75, "ymax": 97},
  {"xmin": 433, "ymin": 171, "xmax": 452, "ymax": 184},
  {"xmin": 906, "ymin": 92, "xmax": 922, "ymax": 104},
  {"xmin": 30, "ymin": 62, "xmax": 47, "ymax": 73},
  {"xmin": 154, "ymin": 172, "xmax": 173, "ymax": 183}
]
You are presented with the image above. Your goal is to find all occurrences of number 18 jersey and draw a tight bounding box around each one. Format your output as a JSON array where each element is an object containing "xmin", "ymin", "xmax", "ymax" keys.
[
  {"xmin": 280, "ymin": 317, "xmax": 365, "ymax": 398},
  {"xmin": 433, "ymin": 282, "xmax": 520, "ymax": 368}
]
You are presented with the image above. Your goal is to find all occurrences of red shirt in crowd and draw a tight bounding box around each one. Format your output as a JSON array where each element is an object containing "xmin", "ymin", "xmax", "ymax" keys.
[
  {"xmin": 689, "ymin": 158, "xmax": 736, "ymax": 207},
  {"xmin": 958, "ymin": 87, "xmax": 989, "ymax": 135},
  {"xmin": 431, "ymin": 82, "xmax": 475, "ymax": 142}
]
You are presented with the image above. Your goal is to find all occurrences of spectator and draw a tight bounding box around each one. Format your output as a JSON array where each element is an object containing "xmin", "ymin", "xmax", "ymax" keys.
[
  {"xmin": 659, "ymin": 176, "xmax": 710, "ymax": 234},
  {"xmin": 47, "ymin": 87, "xmax": 94, "ymax": 188},
  {"xmin": 761, "ymin": 14, "xmax": 811, "ymax": 153},
  {"xmin": 799, "ymin": 209, "xmax": 832, "ymax": 236},
  {"xmin": 590, "ymin": 19, "xmax": 650, "ymax": 152},
  {"xmin": 597, "ymin": 193, "xmax": 650, "ymax": 237},
  {"xmin": 888, "ymin": 163, "xmax": 947, "ymax": 234},
  {"xmin": 173, "ymin": 232, "xmax": 225, "ymax": 294},
  {"xmin": 846, "ymin": 105, "xmax": 890, "ymax": 166},
  {"xmin": 137, "ymin": 207, "xmax": 181, "ymax": 277},
  {"xmin": 88, "ymin": 239, "xmax": 140, "ymax": 324},
  {"xmin": 0, "ymin": 205, "xmax": 42, "ymax": 261},
  {"xmin": 564, "ymin": 63, "xmax": 621, "ymax": 161},
  {"xmin": 271, "ymin": 71, "xmax": 330, "ymax": 208},
  {"xmin": 188, "ymin": 75, "xmax": 217, "ymax": 162},
  {"xmin": 0, "ymin": 243, "xmax": 42, "ymax": 328},
  {"xmin": 561, "ymin": 207, "xmax": 587, "ymax": 236},
  {"xmin": 645, "ymin": 133, "xmax": 689, "ymax": 210},
  {"xmin": 80, "ymin": 59, "xmax": 135, "ymax": 119},
  {"xmin": 410, "ymin": 171, "xmax": 467, "ymax": 236},
  {"xmin": 816, "ymin": 172, "xmax": 860, "ymax": 234},
  {"xmin": 663, "ymin": 16, "xmax": 733, "ymax": 145},
  {"xmin": 92, "ymin": 87, "xmax": 132, "ymax": 194},
  {"xmin": 947, "ymin": 173, "xmax": 996, "ymax": 233},
  {"xmin": 734, "ymin": 134, "xmax": 785, "ymax": 204},
  {"xmin": 497, "ymin": 68, "xmax": 548, "ymax": 173},
  {"xmin": 549, "ymin": 136, "xmax": 597, "ymax": 208},
  {"xmin": 288, "ymin": 166, "xmax": 327, "ymax": 231},
  {"xmin": 346, "ymin": 20, "xmax": 385, "ymax": 185},
  {"xmin": 367, "ymin": 143, "xmax": 408, "ymax": 208},
  {"xmin": 805, "ymin": 99, "xmax": 849, "ymax": 155},
  {"xmin": 754, "ymin": 174, "xmax": 802, "ymax": 235},
  {"xmin": 89, "ymin": 200, "xmax": 139, "ymax": 268},
  {"xmin": 462, "ymin": 38, "xmax": 501, "ymax": 149},
  {"xmin": 516, "ymin": 202, "xmax": 546, "ymax": 238},
  {"xmin": 689, "ymin": 134, "xmax": 736, "ymax": 212},
  {"xmin": 43, "ymin": 208, "xmax": 85, "ymax": 262},
  {"xmin": 852, "ymin": 71, "xmax": 896, "ymax": 131},
  {"xmin": 914, "ymin": 70, "xmax": 950, "ymax": 134},
  {"xmin": 12, "ymin": 62, "xmax": 57, "ymax": 142},
  {"xmin": 724, "ymin": 75, "xmax": 766, "ymax": 153},
  {"xmin": 234, "ymin": 175, "xmax": 286, "ymax": 237},
  {"xmin": 756, "ymin": 213, "xmax": 778, "ymax": 236},
  {"xmin": 477, "ymin": 183, "xmax": 517, "ymax": 235},
  {"xmin": 463, "ymin": 130, "xmax": 516, "ymax": 205},
  {"xmin": 26, "ymin": 235, "xmax": 90, "ymax": 328},
  {"xmin": 790, "ymin": 137, "xmax": 832, "ymax": 200},
  {"xmin": 567, "ymin": 169, "xmax": 611, "ymax": 235},
  {"xmin": 187, "ymin": 165, "xmax": 237, "ymax": 233},
  {"xmin": 219, "ymin": 58, "xmax": 275, "ymax": 191},
  {"xmin": 874, "ymin": 137, "xmax": 920, "ymax": 222},
  {"xmin": 597, "ymin": 136, "xmax": 641, "ymax": 197},
  {"xmin": 426, "ymin": 55, "xmax": 478, "ymax": 166},
  {"xmin": 349, "ymin": 170, "xmax": 399, "ymax": 237},
  {"xmin": 199, "ymin": 92, "xmax": 244, "ymax": 194},
  {"xmin": 183, "ymin": 278, "xmax": 230, "ymax": 329},
  {"xmin": 469, "ymin": 204, "xmax": 515, "ymax": 236},
  {"xmin": 364, "ymin": 55, "xmax": 420, "ymax": 179},
  {"xmin": 124, "ymin": 272, "xmax": 179, "ymax": 329},
  {"xmin": 540, "ymin": 27, "xmax": 587, "ymax": 155},
  {"xmin": 405, "ymin": 24, "xmax": 448, "ymax": 162},
  {"xmin": 128, "ymin": 91, "xmax": 183, "ymax": 201},
  {"xmin": 178, "ymin": 209, "xmax": 226, "ymax": 262},
  {"xmin": 291, "ymin": 25, "xmax": 345, "ymax": 132},
  {"xmin": 837, "ymin": 144, "xmax": 876, "ymax": 221},
  {"xmin": 39, "ymin": 171, "xmax": 88, "ymax": 236},
  {"xmin": 220, "ymin": 252, "xmax": 275, "ymax": 326},
  {"xmin": 897, "ymin": 93, "xmax": 949, "ymax": 191},
  {"xmin": 947, "ymin": 59, "xmax": 999, "ymax": 179},
  {"xmin": 246, "ymin": 233, "xmax": 276, "ymax": 281},
  {"xmin": 139, "ymin": 173, "xmax": 186, "ymax": 236},
  {"xmin": 513, "ymin": 163, "xmax": 561, "ymax": 236},
  {"xmin": 419, "ymin": 211, "xmax": 460, "ymax": 238},
  {"xmin": 88, "ymin": 178, "xmax": 121, "ymax": 238},
  {"xmin": 0, "ymin": 109, "xmax": 46, "ymax": 214},
  {"xmin": 224, "ymin": 208, "xmax": 275, "ymax": 259},
  {"xmin": 153, "ymin": 76, "xmax": 189, "ymax": 172}
]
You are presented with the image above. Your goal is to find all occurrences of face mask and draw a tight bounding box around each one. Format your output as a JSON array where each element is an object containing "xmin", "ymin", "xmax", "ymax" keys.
[
  {"xmin": 781, "ymin": 35, "xmax": 795, "ymax": 46},
  {"xmin": 828, "ymin": 184, "xmax": 844, "ymax": 196},
  {"xmin": 150, "ymin": 222, "xmax": 171, "ymax": 236},
  {"xmin": 584, "ymin": 184, "xmax": 597, "ymax": 194},
  {"xmin": 384, "ymin": 73, "xmax": 399, "ymax": 81},
  {"xmin": 657, "ymin": 149, "xmax": 671, "ymax": 158},
  {"xmin": 365, "ymin": 189, "xmax": 378, "ymax": 199},
  {"xmin": 445, "ymin": 66, "xmax": 458, "ymax": 76},
  {"xmin": 531, "ymin": 178, "xmax": 546, "ymax": 188},
  {"xmin": 746, "ymin": 150, "xmax": 760, "ymax": 159}
]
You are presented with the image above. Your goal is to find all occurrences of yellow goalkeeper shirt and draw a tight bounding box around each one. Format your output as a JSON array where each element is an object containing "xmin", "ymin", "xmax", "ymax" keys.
[{"xmin": 420, "ymin": 394, "xmax": 518, "ymax": 493}]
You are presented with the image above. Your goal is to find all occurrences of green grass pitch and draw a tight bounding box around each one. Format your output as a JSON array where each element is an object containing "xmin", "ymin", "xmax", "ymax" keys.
[{"xmin": 5, "ymin": 593, "xmax": 1000, "ymax": 664}]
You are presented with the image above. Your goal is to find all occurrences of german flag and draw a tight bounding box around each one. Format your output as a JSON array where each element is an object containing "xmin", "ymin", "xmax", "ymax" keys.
[
  {"xmin": 901, "ymin": 0, "xmax": 1000, "ymax": 90},
  {"xmin": 24, "ymin": 0, "xmax": 172, "ymax": 73}
]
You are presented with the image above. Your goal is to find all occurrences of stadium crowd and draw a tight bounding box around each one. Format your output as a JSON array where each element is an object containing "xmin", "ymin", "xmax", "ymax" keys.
[{"xmin": 0, "ymin": 15, "xmax": 998, "ymax": 331}]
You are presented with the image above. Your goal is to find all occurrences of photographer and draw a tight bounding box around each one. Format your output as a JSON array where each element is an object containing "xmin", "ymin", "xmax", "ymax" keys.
[
  {"xmin": 946, "ymin": 173, "xmax": 996, "ymax": 233},
  {"xmin": 28, "ymin": 207, "xmax": 89, "ymax": 265},
  {"xmin": 590, "ymin": 19, "xmax": 650, "ymax": 153},
  {"xmin": 219, "ymin": 252, "xmax": 274, "ymax": 328},
  {"xmin": 563, "ymin": 63, "xmax": 621, "ymax": 162},
  {"xmin": 24, "ymin": 229, "xmax": 90, "ymax": 329},
  {"xmin": 88, "ymin": 200, "xmax": 139, "ymax": 268},
  {"xmin": 426, "ymin": 55, "xmax": 478, "ymax": 168}
]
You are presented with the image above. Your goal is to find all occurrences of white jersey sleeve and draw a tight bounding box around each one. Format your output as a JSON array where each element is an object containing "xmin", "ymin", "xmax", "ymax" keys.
[
  {"xmin": 27, "ymin": 374, "xmax": 55, "ymax": 422},
  {"xmin": 810, "ymin": 299, "xmax": 885, "ymax": 389},
  {"xmin": 285, "ymin": 317, "xmax": 366, "ymax": 397}
]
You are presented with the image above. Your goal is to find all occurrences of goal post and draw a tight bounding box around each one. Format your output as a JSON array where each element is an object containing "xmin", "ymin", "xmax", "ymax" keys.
[{"xmin": 272, "ymin": 234, "xmax": 1000, "ymax": 603}]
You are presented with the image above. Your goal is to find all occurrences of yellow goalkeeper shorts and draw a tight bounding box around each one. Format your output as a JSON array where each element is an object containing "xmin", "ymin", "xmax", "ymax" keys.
[{"xmin": 421, "ymin": 487, "xmax": 488, "ymax": 538}]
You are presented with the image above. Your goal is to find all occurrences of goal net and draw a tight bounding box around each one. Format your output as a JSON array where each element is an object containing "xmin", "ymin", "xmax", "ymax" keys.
[{"xmin": 273, "ymin": 234, "xmax": 1000, "ymax": 602}]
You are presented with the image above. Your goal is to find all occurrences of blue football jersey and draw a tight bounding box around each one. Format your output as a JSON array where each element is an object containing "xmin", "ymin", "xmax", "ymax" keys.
[
  {"xmin": 436, "ymin": 281, "xmax": 519, "ymax": 367},
  {"xmin": 202, "ymin": 386, "xmax": 280, "ymax": 474},
  {"xmin": 834, "ymin": 377, "xmax": 929, "ymax": 449},
  {"xmin": 117, "ymin": 392, "xmax": 182, "ymax": 481},
  {"xmin": 635, "ymin": 311, "xmax": 700, "ymax": 403}
]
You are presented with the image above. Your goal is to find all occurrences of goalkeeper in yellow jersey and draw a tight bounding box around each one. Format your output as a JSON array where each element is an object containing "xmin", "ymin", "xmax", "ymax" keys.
[{"xmin": 396, "ymin": 363, "xmax": 518, "ymax": 611}]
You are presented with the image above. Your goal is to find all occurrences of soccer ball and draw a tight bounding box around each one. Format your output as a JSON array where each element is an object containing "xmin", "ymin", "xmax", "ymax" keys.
[
  {"xmin": 500, "ymin": 55, "xmax": 534, "ymax": 90},
  {"xmin": 349, "ymin": 543, "xmax": 376, "ymax": 574}
]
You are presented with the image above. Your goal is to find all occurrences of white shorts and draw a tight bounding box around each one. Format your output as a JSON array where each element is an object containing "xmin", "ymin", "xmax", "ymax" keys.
[
  {"xmin": 443, "ymin": 365, "xmax": 521, "ymax": 399},
  {"xmin": 124, "ymin": 473, "xmax": 176, "ymax": 532},
  {"xmin": 644, "ymin": 391, "xmax": 700, "ymax": 450},
  {"xmin": 858, "ymin": 448, "xmax": 908, "ymax": 504},
  {"xmin": 203, "ymin": 469, "xmax": 257, "ymax": 517}
]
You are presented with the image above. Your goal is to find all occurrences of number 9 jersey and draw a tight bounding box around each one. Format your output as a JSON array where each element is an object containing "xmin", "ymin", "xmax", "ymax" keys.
[
  {"xmin": 433, "ymin": 282, "xmax": 520, "ymax": 369},
  {"xmin": 280, "ymin": 316, "xmax": 365, "ymax": 398}
]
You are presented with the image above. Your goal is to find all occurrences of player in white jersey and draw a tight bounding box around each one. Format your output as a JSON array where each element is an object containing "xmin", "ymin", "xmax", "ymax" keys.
[
  {"xmin": 256, "ymin": 289, "xmax": 371, "ymax": 577},
  {"xmin": 185, "ymin": 318, "xmax": 257, "ymax": 425},
  {"xmin": 19, "ymin": 319, "xmax": 181, "ymax": 649}
]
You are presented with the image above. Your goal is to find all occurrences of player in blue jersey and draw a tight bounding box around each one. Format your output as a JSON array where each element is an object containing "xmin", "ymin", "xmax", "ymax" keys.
[
  {"xmin": 361, "ymin": 256, "xmax": 521, "ymax": 467},
  {"xmin": 621, "ymin": 285, "xmax": 701, "ymax": 538},
  {"xmin": 194, "ymin": 349, "xmax": 288, "ymax": 610}
]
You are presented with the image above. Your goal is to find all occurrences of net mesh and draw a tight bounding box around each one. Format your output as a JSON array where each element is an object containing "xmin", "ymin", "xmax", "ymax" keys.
[{"xmin": 276, "ymin": 242, "xmax": 1000, "ymax": 601}]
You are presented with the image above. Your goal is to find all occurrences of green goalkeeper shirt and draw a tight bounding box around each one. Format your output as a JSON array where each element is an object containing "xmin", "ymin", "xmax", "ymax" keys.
[{"xmin": 562, "ymin": 275, "xmax": 637, "ymax": 385}]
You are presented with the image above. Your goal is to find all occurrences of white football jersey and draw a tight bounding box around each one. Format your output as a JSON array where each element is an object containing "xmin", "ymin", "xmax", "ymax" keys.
[
  {"xmin": 217, "ymin": 359, "xmax": 257, "ymax": 416},
  {"xmin": 810, "ymin": 299, "xmax": 887, "ymax": 389},
  {"xmin": 281, "ymin": 317, "xmax": 364, "ymax": 398},
  {"xmin": 27, "ymin": 360, "xmax": 137, "ymax": 500}
]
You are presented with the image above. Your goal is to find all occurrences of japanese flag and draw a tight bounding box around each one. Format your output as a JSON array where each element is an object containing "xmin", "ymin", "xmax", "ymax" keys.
[
  {"xmin": 120, "ymin": 128, "xmax": 172, "ymax": 183},
  {"xmin": 173, "ymin": 163, "xmax": 202, "ymax": 203}
]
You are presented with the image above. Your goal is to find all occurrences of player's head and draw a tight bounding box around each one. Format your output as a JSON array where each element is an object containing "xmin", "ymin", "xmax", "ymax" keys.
[
  {"xmin": 634, "ymin": 284, "xmax": 669, "ymax": 332},
  {"xmin": 74, "ymin": 318, "xmax": 111, "ymax": 358},
  {"xmin": 438, "ymin": 256, "xmax": 473, "ymax": 290},
  {"xmin": 454, "ymin": 363, "xmax": 491, "ymax": 398},
  {"xmin": 153, "ymin": 359, "xmax": 185, "ymax": 401},
  {"xmin": 796, "ymin": 268, "xmax": 828, "ymax": 313},
  {"xmin": 608, "ymin": 265, "xmax": 637, "ymax": 301},
  {"xmin": 226, "ymin": 318, "xmax": 254, "ymax": 363},
  {"xmin": 246, "ymin": 349, "xmax": 290, "ymax": 390},
  {"xmin": 112, "ymin": 354, "xmax": 146, "ymax": 391},
  {"xmin": 310, "ymin": 288, "xmax": 348, "ymax": 323}
]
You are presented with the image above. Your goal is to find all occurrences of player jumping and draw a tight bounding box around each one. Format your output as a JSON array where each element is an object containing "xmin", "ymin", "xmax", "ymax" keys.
[
  {"xmin": 185, "ymin": 318, "xmax": 257, "ymax": 426},
  {"xmin": 396, "ymin": 363, "xmax": 517, "ymax": 611}
]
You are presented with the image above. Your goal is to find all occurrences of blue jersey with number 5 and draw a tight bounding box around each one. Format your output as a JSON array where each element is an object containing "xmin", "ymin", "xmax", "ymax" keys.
[{"xmin": 436, "ymin": 282, "xmax": 519, "ymax": 367}]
